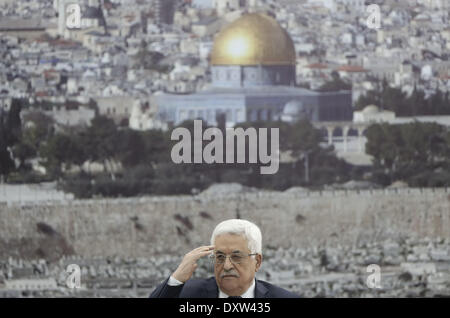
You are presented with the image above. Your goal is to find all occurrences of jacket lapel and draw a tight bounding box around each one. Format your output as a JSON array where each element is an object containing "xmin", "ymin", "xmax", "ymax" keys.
[
  {"xmin": 255, "ymin": 280, "xmax": 269, "ymax": 298},
  {"xmin": 205, "ymin": 277, "xmax": 219, "ymax": 298}
]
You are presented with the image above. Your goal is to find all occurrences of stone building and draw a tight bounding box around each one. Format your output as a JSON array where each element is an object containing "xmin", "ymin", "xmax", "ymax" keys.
[{"xmin": 155, "ymin": 13, "xmax": 352, "ymax": 128}]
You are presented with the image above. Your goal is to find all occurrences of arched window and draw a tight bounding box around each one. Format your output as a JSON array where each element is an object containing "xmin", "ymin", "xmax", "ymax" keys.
[
  {"xmin": 333, "ymin": 127, "xmax": 343, "ymax": 138},
  {"xmin": 348, "ymin": 128, "xmax": 358, "ymax": 137}
]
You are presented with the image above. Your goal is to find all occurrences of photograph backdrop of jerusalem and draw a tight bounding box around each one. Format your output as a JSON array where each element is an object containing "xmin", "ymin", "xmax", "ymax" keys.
[{"xmin": 0, "ymin": 0, "xmax": 450, "ymax": 297}]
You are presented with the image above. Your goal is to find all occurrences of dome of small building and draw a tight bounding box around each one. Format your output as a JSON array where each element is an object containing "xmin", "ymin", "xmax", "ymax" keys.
[
  {"xmin": 362, "ymin": 105, "xmax": 380, "ymax": 114},
  {"xmin": 281, "ymin": 100, "xmax": 314, "ymax": 122},
  {"xmin": 283, "ymin": 100, "xmax": 304, "ymax": 116},
  {"xmin": 210, "ymin": 13, "xmax": 296, "ymax": 66}
]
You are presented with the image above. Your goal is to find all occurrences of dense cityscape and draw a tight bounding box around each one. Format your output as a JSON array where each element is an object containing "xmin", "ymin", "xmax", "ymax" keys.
[{"xmin": 1, "ymin": 0, "xmax": 450, "ymax": 298}]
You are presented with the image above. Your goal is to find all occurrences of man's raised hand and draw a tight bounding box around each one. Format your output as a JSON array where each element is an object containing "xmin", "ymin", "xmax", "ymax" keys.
[{"xmin": 172, "ymin": 245, "xmax": 215, "ymax": 283}]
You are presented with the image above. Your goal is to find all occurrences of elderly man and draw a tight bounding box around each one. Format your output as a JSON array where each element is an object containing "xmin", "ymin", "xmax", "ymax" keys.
[{"xmin": 150, "ymin": 219, "xmax": 298, "ymax": 298}]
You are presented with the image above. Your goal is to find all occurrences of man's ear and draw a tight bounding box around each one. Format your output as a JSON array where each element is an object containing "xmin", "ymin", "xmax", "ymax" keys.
[{"xmin": 255, "ymin": 254, "xmax": 262, "ymax": 272}]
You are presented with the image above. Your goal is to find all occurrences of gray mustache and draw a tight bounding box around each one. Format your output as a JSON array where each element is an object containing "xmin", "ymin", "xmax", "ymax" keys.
[{"xmin": 221, "ymin": 271, "xmax": 239, "ymax": 278}]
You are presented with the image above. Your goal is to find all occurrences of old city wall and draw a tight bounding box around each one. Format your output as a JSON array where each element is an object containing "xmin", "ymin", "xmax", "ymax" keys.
[{"xmin": 0, "ymin": 188, "xmax": 449, "ymax": 260}]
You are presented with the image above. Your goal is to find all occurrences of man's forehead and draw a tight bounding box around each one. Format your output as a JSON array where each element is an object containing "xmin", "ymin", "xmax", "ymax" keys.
[{"xmin": 214, "ymin": 233, "xmax": 248, "ymax": 249}]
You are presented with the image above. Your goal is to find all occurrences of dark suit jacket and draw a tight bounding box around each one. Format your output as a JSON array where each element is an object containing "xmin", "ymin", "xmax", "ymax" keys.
[{"xmin": 150, "ymin": 276, "xmax": 299, "ymax": 298}]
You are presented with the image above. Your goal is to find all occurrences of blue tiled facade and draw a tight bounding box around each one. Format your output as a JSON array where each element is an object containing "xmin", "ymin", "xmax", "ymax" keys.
[{"xmin": 155, "ymin": 82, "xmax": 352, "ymax": 127}]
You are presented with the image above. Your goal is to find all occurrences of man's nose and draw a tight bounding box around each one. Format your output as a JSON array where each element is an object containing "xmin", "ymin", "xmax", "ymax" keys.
[{"xmin": 223, "ymin": 256, "xmax": 234, "ymax": 270}]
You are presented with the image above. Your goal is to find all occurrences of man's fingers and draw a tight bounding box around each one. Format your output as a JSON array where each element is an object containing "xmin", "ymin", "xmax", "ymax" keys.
[
  {"xmin": 193, "ymin": 245, "xmax": 214, "ymax": 252},
  {"xmin": 189, "ymin": 246, "xmax": 214, "ymax": 256},
  {"xmin": 199, "ymin": 250, "xmax": 214, "ymax": 256},
  {"xmin": 184, "ymin": 246, "xmax": 214, "ymax": 262},
  {"xmin": 191, "ymin": 249, "xmax": 214, "ymax": 261},
  {"xmin": 174, "ymin": 246, "xmax": 214, "ymax": 283}
]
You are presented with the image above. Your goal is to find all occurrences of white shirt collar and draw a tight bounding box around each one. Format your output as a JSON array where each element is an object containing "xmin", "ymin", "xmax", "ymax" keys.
[{"xmin": 218, "ymin": 279, "xmax": 255, "ymax": 298}]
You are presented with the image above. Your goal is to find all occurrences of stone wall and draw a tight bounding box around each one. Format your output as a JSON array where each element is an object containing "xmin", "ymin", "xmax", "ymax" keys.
[{"xmin": 0, "ymin": 188, "xmax": 449, "ymax": 260}]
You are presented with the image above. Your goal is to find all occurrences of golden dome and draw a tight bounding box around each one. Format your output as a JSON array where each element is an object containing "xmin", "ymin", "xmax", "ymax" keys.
[{"xmin": 210, "ymin": 13, "xmax": 296, "ymax": 66}]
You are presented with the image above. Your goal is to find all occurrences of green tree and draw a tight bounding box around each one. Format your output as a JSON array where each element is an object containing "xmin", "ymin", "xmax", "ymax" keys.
[
  {"xmin": 11, "ymin": 142, "xmax": 34, "ymax": 170},
  {"xmin": 115, "ymin": 129, "xmax": 147, "ymax": 168},
  {"xmin": 0, "ymin": 99, "xmax": 24, "ymax": 180},
  {"xmin": 365, "ymin": 122, "xmax": 450, "ymax": 185},
  {"xmin": 142, "ymin": 129, "xmax": 171, "ymax": 165},
  {"xmin": 0, "ymin": 128, "xmax": 15, "ymax": 180},
  {"xmin": 406, "ymin": 85, "xmax": 426, "ymax": 116},
  {"xmin": 317, "ymin": 71, "xmax": 352, "ymax": 92},
  {"xmin": 40, "ymin": 133, "xmax": 86, "ymax": 178},
  {"xmin": 281, "ymin": 119, "xmax": 323, "ymax": 156},
  {"xmin": 80, "ymin": 116, "xmax": 118, "ymax": 179},
  {"xmin": 235, "ymin": 119, "xmax": 347, "ymax": 186},
  {"xmin": 355, "ymin": 80, "xmax": 450, "ymax": 116},
  {"xmin": 12, "ymin": 111, "xmax": 55, "ymax": 170}
]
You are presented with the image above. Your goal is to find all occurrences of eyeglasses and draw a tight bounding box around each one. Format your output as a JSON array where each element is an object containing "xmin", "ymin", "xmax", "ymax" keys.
[{"xmin": 209, "ymin": 253, "xmax": 258, "ymax": 265}]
